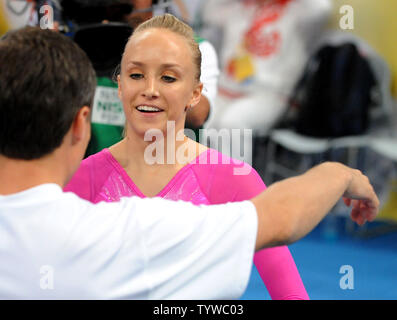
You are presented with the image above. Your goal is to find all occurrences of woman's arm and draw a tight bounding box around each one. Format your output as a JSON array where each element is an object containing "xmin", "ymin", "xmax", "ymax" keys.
[
  {"xmin": 229, "ymin": 164, "xmax": 309, "ymax": 300},
  {"xmin": 202, "ymin": 156, "xmax": 309, "ymax": 299},
  {"xmin": 254, "ymin": 246, "xmax": 309, "ymax": 300}
]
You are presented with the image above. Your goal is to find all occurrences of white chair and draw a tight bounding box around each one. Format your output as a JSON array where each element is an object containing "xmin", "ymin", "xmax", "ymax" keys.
[
  {"xmin": 264, "ymin": 31, "xmax": 395, "ymax": 177},
  {"xmin": 370, "ymin": 137, "xmax": 397, "ymax": 161},
  {"xmin": 366, "ymin": 136, "xmax": 397, "ymax": 210},
  {"xmin": 263, "ymin": 32, "xmax": 396, "ymax": 225},
  {"xmin": 264, "ymin": 129, "xmax": 331, "ymax": 182}
]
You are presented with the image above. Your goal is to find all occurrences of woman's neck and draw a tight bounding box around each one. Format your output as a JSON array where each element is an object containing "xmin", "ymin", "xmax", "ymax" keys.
[
  {"xmin": 109, "ymin": 132, "xmax": 206, "ymax": 173},
  {"xmin": 108, "ymin": 130, "xmax": 208, "ymax": 197}
]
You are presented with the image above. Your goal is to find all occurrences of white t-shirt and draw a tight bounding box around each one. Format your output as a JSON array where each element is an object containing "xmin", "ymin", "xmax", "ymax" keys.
[
  {"xmin": 0, "ymin": 184, "xmax": 257, "ymax": 299},
  {"xmin": 199, "ymin": 40, "xmax": 220, "ymax": 110},
  {"xmin": 201, "ymin": 0, "xmax": 331, "ymax": 136},
  {"xmin": 202, "ymin": 0, "xmax": 332, "ymax": 96}
]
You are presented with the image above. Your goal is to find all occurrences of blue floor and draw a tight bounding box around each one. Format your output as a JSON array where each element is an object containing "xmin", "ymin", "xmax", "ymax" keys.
[{"xmin": 241, "ymin": 217, "xmax": 397, "ymax": 300}]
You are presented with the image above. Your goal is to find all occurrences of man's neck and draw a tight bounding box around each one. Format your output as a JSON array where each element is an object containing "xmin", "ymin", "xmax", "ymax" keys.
[{"xmin": 0, "ymin": 154, "xmax": 67, "ymax": 195}]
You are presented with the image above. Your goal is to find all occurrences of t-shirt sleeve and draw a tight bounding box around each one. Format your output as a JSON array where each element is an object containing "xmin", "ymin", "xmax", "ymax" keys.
[{"xmin": 135, "ymin": 197, "xmax": 258, "ymax": 299}]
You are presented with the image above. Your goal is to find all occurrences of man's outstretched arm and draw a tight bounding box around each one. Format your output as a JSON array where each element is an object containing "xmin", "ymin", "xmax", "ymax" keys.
[{"xmin": 252, "ymin": 162, "xmax": 379, "ymax": 251}]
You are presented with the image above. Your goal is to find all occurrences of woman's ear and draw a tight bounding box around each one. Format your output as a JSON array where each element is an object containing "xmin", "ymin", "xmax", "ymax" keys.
[
  {"xmin": 189, "ymin": 82, "xmax": 203, "ymax": 108},
  {"xmin": 117, "ymin": 74, "xmax": 122, "ymax": 100}
]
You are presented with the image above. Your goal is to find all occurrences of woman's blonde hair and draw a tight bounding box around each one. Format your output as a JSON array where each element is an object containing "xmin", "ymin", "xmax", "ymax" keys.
[{"xmin": 129, "ymin": 14, "xmax": 202, "ymax": 82}]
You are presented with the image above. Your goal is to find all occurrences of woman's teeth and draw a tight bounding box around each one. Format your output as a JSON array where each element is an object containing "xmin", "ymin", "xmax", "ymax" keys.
[{"xmin": 137, "ymin": 105, "xmax": 162, "ymax": 112}]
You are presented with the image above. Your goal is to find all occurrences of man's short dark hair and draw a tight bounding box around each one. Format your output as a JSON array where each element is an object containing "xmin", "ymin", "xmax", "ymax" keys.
[{"xmin": 0, "ymin": 27, "xmax": 97, "ymax": 160}]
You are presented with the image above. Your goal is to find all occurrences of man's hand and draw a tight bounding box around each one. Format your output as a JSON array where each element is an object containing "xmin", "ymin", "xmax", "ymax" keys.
[
  {"xmin": 253, "ymin": 162, "xmax": 380, "ymax": 251},
  {"xmin": 342, "ymin": 168, "xmax": 379, "ymax": 225}
]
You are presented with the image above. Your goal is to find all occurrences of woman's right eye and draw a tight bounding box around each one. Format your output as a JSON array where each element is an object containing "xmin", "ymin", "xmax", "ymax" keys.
[{"xmin": 130, "ymin": 73, "xmax": 143, "ymax": 80}]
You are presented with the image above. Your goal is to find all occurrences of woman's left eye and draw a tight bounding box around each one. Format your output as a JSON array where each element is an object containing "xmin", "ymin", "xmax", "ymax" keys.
[
  {"xmin": 162, "ymin": 75, "xmax": 176, "ymax": 83},
  {"xmin": 130, "ymin": 73, "xmax": 143, "ymax": 80}
]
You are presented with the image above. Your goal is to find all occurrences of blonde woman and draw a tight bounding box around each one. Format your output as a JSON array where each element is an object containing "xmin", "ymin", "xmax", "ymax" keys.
[{"xmin": 65, "ymin": 14, "xmax": 309, "ymax": 300}]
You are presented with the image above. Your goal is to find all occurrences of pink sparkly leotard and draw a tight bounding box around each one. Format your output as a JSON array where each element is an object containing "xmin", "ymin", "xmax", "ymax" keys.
[{"xmin": 65, "ymin": 148, "xmax": 309, "ymax": 300}]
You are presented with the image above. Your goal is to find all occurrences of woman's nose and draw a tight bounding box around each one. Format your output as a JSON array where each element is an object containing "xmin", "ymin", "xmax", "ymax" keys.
[{"xmin": 142, "ymin": 77, "xmax": 159, "ymax": 98}]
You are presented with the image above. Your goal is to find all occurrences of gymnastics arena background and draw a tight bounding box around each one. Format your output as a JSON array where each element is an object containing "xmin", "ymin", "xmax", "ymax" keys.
[{"xmin": 1, "ymin": 0, "xmax": 397, "ymax": 300}]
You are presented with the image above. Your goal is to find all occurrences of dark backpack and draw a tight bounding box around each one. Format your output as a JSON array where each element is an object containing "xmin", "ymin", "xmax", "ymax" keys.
[{"xmin": 289, "ymin": 43, "xmax": 376, "ymax": 137}]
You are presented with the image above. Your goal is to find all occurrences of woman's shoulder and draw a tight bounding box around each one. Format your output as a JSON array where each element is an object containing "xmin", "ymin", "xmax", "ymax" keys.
[
  {"xmin": 80, "ymin": 148, "xmax": 112, "ymax": 172},
  {"xmin": 190, "ymin": 147, "xmax": 266, "ymax": 202},
  {"xmin": 192, "ymin": 147, "xmax": 254, "ymax": 175},
  {"xmin": 64, "ymin": 149, "xmax": 113, "ymax": 193}
]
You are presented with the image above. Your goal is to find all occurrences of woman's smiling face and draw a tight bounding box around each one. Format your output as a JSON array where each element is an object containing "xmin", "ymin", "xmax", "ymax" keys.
[{"xmin": 118, "ymin": 28, "xmax": 202, "ymax": 138}]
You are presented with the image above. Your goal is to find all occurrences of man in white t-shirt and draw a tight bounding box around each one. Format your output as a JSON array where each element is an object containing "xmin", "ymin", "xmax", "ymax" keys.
[{"xmin": 0, "ymin": 27, "xmax": 379, "ymax": 299}]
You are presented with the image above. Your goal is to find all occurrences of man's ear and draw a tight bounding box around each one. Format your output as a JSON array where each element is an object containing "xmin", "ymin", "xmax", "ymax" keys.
[
  {"xmin": 71, "ymin": 106, "xmax": 91, "ymax": 145},
  {"xmin": 189, "ymin": 82, "xmax": 203, "ymax": 108}
]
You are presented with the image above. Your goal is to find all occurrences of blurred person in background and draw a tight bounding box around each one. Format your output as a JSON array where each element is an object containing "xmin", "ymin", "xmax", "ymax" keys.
[
  {"xmin": 0, "ymin": 0, "xmax": 61, "ymax": 33},
  {"xmin": 200, "ymin": 0, "xmax": 332, "ymax": 163}
]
